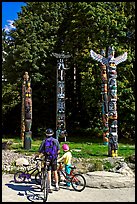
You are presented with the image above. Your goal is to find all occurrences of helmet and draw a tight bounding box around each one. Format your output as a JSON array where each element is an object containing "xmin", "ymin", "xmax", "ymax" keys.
[
  {"xmin": 45, "ymin": 128, "xmax": 54, "ymax": 136},
  {"xmin": 62, "ymin": 144, "xmax": 69, "ymax": 151}
]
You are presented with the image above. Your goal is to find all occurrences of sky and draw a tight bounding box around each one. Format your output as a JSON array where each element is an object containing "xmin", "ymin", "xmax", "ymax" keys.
[{"xmin": 2, "ymin": 2, "xmax": 26, "ymax": 31}]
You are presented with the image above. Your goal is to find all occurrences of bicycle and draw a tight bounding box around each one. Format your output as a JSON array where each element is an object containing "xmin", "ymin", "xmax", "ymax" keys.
[
  {"xmin": 34, "ymin": 157, "xmax": 51, "ymax": 202},
  {"xmin": 52, "ymin": 162, "xmax": 86, "ymax": 192},
  {"xmin": 40, "ymin": 158, "xmax": 52, "ymax": 202},
  {"xmin": 14, "ymin": 157, "xmax": 43, "ymax": 184},
  {"xmin": 14, "ymin": 156, "xmax": 50, "ymax": 202}
]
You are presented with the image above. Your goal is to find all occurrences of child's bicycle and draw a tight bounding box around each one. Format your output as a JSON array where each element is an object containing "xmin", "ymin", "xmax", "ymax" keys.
[
  {"xmin": 53, "ymin": 162, "xmax": 86, "ymax": 192},
  {"xmin": 14, "ymin": 157, "xmax": 43, "ymax": 184}
]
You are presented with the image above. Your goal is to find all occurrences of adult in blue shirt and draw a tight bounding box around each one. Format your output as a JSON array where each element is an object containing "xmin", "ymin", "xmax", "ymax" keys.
[{"xmin": 37, "ymin": 128, "xmax": 60, "ymax": 192}]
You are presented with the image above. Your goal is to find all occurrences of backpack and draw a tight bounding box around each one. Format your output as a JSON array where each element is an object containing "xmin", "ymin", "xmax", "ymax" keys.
[{"xmin": 45, "ymin": 137, "xmax": 58, "ymax": 160}]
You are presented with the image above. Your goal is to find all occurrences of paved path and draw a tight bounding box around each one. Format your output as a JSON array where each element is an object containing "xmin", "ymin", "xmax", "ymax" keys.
[{"xmin": 2, "ymin": 174, "xmax": 135, "ymax": 202}]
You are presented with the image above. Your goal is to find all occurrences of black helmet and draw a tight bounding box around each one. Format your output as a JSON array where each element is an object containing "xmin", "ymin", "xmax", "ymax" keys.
[{"xmin": 46, "ymin": 128, "xmax": 54, "ymax": 136}]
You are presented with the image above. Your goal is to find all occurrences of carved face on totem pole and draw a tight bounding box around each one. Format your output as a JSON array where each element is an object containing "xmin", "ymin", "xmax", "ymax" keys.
[
  {"xmin": 23, "ymin": 72, "xmax": 29, "ymax": 81},
  {"xmin": 108, "ymin": 46, "xmax": 115, "ymax": 59}
]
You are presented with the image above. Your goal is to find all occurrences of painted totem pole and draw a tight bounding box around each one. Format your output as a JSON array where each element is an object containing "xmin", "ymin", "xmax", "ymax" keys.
[
  {"xmin": 90, "ymin": 46, "xmax": 127, "ymax": 156},
  {"xmin": 52, "ymin": 52, "xmax": 71, "ymax": 141},
  {"xmin": 100, "ymin": 49, "xmax": 109, "ymax": 145},
  {"xmin": 21, "ymin": 72, "xmax": 32, "ymax": 149}
]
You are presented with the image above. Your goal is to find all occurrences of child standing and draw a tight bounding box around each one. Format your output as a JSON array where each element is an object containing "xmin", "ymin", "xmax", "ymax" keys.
[{"xmin": 57, "ymin": 144, "xmax": 72, "ymax": 187}]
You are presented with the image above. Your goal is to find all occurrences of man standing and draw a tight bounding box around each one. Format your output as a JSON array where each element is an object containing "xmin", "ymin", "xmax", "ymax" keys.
[{"xmin": 37, "ymin": 128, "xmax": 60, "ymax": 192}]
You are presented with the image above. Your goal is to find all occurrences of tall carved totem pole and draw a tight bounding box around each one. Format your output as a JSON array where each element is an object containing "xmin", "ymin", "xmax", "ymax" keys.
[
  {"xmin": 90, "ymin": 46, "xmax": 127, "ymax": 157},
  {"xmin": 100, "ymin": 49, "xmax": 109, "ymax": 145},
  {"xmin": 21, "ymin": 72, "xmax": 32, "ymax": 149},
  {"xmin": 52, "ymin": 52, "xmax": 71, "ymax": 141}
]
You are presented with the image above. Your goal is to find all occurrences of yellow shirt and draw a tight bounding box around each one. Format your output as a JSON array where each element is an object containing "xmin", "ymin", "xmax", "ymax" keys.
[{"xmin": 58, "ymin": 151, "xmax": 72, "ymax": 165}]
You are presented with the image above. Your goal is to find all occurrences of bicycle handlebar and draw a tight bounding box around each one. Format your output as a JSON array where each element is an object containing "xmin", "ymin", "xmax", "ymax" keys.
[
  {"xmin": 70, "ymin": 166, "xmax": 76, "ymax": 170},
  {"xmin": 57, "ymin": 161, "xmax": 76, "ymax": 170}
]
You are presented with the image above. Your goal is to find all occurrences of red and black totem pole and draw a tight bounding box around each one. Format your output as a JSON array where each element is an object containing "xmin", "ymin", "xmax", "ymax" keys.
[
  {"xmin": 90, "ymin": 46, "xmax": 127, "ymax": 157},
  {"xmin": 21, "ymin": 72, "xmax": 32, "ymax": 149}
]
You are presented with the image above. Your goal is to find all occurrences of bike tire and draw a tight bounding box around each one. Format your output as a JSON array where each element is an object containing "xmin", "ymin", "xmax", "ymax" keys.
[
  {"xmin": 35, "ymin": 171, "xmax": 41, "ymax": 185},
  {"xmin": 14, "ymin": 171, "xmax": 26, "ymax": 183},
  {"xmin": 71, "ymin": 173, "xmax": 86, "ymax": 192},
  {"xmin": 41, "ymin": 169, "xmax": 44, "ymax": 192},
  {"xmin": 43, "ymin": 171, "xmax": 48, "ymax": 202}
]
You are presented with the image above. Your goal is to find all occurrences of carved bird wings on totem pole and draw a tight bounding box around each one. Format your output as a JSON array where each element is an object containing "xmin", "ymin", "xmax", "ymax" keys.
[{"xmin": 90, "ymin": 50, "xmax": 127, "ymax": 65}]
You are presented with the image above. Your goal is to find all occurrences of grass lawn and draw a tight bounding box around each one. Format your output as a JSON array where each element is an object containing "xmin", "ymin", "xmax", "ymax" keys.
[{"xmin": 2, "ymin": 135, "xmax": 135, "ymax": 159}]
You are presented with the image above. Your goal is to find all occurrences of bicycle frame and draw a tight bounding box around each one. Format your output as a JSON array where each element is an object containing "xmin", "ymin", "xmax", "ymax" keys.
[
  {"xmin": 20, "ymin": 160, "xmax": 40, "ymax": 179},
  {"xmin": 57, "ymin": 162, "xmax": 86, "ymax": 192},
  {"xmin": 57, "ymin": 163, "xmax": 76, "ymax": 182}
]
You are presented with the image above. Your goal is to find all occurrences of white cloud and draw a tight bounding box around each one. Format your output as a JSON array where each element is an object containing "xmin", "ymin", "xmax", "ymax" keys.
[{"xmin": 4, "ymin": 20, "xmax": 16, "ymax": 32}]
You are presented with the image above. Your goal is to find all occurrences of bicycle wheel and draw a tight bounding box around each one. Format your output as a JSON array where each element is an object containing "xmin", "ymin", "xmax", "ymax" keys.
[
  {"xmin": 43, "ymin": 171, "xmax": 48, "ymax": 202},
  {"xmin": 14, "ymin": 171, "xmax": 26, "ymax": 183},
  {"xmin": 35, "ymin": 171, "xmax": 41, "ymax": 185},
  {"xmin": 41, "ymin": 169, "xmax": 44, "ymax": 191},
  {"xmin": 71, "ymin": 173, "xmax": 86, "ymax": 192}
]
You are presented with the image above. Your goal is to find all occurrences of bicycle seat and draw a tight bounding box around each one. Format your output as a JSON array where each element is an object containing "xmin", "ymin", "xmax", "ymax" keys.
[
  {"xmin": 23, "ymin": 164, "xmax": 30, "ymax": 167},
  {"xmin": 34, "ymin": 157, "xmax": 43, "ymax": 162},
  {"xmin": 37, "ymin": 158, "xmax": 43, "ymax": 161},
  {"xmin": 58, "ymin": 161, "xmax": 63, "ymax": 164}
]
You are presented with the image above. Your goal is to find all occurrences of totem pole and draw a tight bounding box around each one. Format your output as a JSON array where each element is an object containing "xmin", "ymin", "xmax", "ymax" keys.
[
  {"xmin": 21, "ymin": 74, "xmax": 26, "ymax": 143},
  {"xmin": 52, "ymin": 52, "xmax": 71, "ymax": 141},
  {"xmin": 100, "ymin": 49, "xmax": 109, "ymax": 145},
  {"xmin": 21, "ymin": 72, "xmax": 32, "ymax": 149},
  {"xmin": 90, "ymin": 46, "xmax": 127, "ymax": 156}
]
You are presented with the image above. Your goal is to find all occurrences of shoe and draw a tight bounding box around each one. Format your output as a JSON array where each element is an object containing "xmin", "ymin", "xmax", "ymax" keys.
[
  {"xmin": 26, "ymin": 178, "xmax": 31, "ymax": 182},
  {"xmin": 54, "ymin": 187, "xmax": 60, "ymax": 191},
  {"xmin": 48, "ymin": 189, "xmax": 53, "ymax": 193},
  {"xmin": 63, "ymin": 183, "xmax": 70, "ymax": 187}
]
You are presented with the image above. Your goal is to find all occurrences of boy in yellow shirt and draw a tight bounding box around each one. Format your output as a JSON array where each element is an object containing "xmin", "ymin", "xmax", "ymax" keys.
[{"xmin": 57, "ymin": 144, "xmax": 72, "ymax": 187}]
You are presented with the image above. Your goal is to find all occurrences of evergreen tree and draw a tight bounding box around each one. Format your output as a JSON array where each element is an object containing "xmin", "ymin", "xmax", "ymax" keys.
[{"xmin": 2, "ymin": 2, "xmax": 135, "ymax": 140}]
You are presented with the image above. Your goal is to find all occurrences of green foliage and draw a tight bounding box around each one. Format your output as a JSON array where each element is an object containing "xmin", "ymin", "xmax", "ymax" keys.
[
  {"xmin": 37, "ymin": 128, "xmax": 47, "ymax": 137},
  {"xmin": 2, "ymin": 2, "xmax": 135, "ymax": 141},
  {"xmin": 2, "ymin": 83, "xmax": 21, "ymax": 115},
  {"xmin": 103, "ymin": 161, "xmax": 114, "ymax": 171}
]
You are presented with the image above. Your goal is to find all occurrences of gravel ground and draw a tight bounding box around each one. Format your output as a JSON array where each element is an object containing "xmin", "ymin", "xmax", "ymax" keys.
[{"xmin": 2, "ymin": 174, "xmax": 135, "ymax": 202}]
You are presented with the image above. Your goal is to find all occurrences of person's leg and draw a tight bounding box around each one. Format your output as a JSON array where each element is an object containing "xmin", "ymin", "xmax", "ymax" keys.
[
  {"xmin": 47, "ymin": 164, "xmax": 53, "ymax": 192},
  {"xmin": 53, "ymin": 170, "xmax": 59, "ymax": 188},
  {"xmin": 65, "ymin": 165, "xmax": 71, "ymax": 187},
  {"xmin": 48, "ymin": 170, "xmax": 51, "ymax": 188},
  {"xmin": 52, "ymin": 162, "xmax": 59, "ymax": 190}
]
